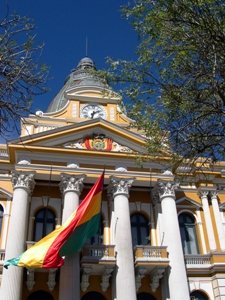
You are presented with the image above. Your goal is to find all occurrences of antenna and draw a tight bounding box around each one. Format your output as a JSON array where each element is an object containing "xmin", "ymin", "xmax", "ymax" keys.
[{"xmin": 85, "ymin": 36, "xmax": 88, "ymax": 57}]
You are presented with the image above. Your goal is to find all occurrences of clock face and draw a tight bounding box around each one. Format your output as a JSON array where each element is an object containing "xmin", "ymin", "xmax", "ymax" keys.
[{"xmin": 81, "ymin": 104, "xmax": 106, "ymax": 119}]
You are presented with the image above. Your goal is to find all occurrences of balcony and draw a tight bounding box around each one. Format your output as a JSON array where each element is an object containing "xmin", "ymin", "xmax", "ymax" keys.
[
  {"xmin": 185, "ymin": 253, "xmax": 225, "ymax": 275},
  {"xmin": 81, "ymin": 244, "xmax": 116, "ymax": 292},
  {"xmin": 135, "ymin": 245, "xmax": 169, "ymax": 266},
  {"xmin": 134, "ymin": 246, "xmax": 169, "ymax": 292},
  {"xmin": 0, "ymin": 147, "xmax": 8, "ymax": 159}
]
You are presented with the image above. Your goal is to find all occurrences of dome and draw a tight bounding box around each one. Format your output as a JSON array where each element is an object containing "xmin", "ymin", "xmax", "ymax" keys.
[
  {"xmin": 46, "ymin": 57, "xmax": 108, "ymax": 113},
  {"xmin": 77, "ymin": 57, "xmax": 95, "ymax": 69}
]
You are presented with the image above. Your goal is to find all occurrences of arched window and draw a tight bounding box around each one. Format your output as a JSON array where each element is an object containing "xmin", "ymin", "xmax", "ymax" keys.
[
  {"xmin": 34, "ymin": 208, "xmax": 56, "ymax": 241},
  {"xmin": 81, "ymin": 291, "xmax": 106, "ymax": 300},
  {"xmin": 131, "ymin": 213, "xmax": 149, "ymax": 246},
  {"xmin": 179, "ymin": 213, "xmax": 199, "ymax": 254},
  {"xmin": 27, "ymin": 290, "xmax": 54, "ymax": 300},
  {"xmin": 190, "ymin": 290, "xmax": 208, "ymax": 300},
  {"xmin": 137, "ymin": 292, "xmax": 156, "ymax": 300},
  {"xmin": 0, "ymin": 205, "xmax": 3, "ymax": 236}
]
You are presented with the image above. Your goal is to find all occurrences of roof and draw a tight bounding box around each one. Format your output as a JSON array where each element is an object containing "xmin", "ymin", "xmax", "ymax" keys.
[{"xmin": 47, "ymin": 57, "xmax": 109, "ymax": 113}]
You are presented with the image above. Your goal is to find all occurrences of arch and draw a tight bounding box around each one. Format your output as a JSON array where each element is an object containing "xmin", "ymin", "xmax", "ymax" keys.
[
  {"xmin": 33, "ymin": 208, "xmax": 56, "ymax": 241},
  {"xmin": 179, "ymin": 212, "xmax": 199, "ymax": 254},
  {"xmin": 81, "ymin": 291, "xmax": 106, "ymax": 300},
  {"xmin": 137, "ymin": 292, "xmax": 156, "ymax": 300},
  {"xmin": 131, "ymin": 213, "xmax": 149, "ymax": 246},
  {"xmin": 190, "ymin": 290, "xmax": 209, "ymax": 300},
  {"xmin": 0, "ymin": 204, "xmax": 3, "ymax": 236},
  {"xmin": 27, "ymin": 290, "xmax": 54, "ymax": 300}
]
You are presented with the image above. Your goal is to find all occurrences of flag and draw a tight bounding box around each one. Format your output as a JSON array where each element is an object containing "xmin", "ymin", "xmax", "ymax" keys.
[{"xmin": 4, "ymin": 172, "xmax": 104, "ymax": 269}]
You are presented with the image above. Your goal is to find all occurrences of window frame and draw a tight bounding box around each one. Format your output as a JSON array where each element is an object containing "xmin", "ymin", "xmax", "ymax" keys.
[
  {"xmin": 178, "ymin": 212, "xmax": 199, "ymax": 255},
  {"xmin": 33, "ymin": 207, "xmax": 56, "ymax": 242},
  {"xmin": 131, "ymin": 213, "xmax": 150, "ymax": 246}
]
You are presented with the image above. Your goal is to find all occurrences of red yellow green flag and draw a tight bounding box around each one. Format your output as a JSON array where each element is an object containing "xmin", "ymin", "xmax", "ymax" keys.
[{"xmin": 4, "ymin": 172, "xmax": 104, "ymax": 269}]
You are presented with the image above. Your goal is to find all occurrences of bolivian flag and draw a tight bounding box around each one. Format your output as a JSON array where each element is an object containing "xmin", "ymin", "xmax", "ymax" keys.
[{"xmin": 4, "ymin": 172, "xmax": 104, "ymax": 269}]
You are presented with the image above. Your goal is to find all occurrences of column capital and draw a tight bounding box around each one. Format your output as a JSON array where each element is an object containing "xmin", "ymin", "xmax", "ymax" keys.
[
  {"xmin": 11, "ymin": 171, "xmax": 35, "ymax": 194},
  {"xmin": 157, "ymin": 180, "xmax": 178, "ymax": 199},
  {"xmin": 60, "ymin": 174, "xmax": 86, "ymax": 195},
  {"xmin": 108, "ymin": 176, "xmax": 134, "ymax": 198},
  {"xmin": 198, "ymin": 189, "xmax": 209, "ymax": 199},
  {"xmin": 210, "ymin": 190, "xmax": 218, "ymax": 199}
]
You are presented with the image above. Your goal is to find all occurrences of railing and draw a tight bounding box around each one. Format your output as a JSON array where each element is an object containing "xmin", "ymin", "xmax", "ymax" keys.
[
  {"xmin": 0, "ymin": 249, "xmax": 5, "ymax": 262},
  {"xmin": 0, "ymin": 148, "xmax": 8, "ymax": 158},
  {"xmin": 185, "ymin": 254, "xmax": 211, "ymax": 265},
  {"xmin": 135, "ymin": 246, "xmax": 168, "ymax": 259},
  {"xmin": 82, "ymin": 245, "xmax": 115, "ymax": 258}
]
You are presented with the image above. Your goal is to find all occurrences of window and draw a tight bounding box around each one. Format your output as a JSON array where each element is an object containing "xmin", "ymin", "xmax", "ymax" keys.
[
  {"xmin": 81, "ymin": 291, "xmax": 106, "ymax": 300},
  {"xmin": 190, "ymin": 290, "xmax": 208, "ymax": 300},
  {"xmin": 0, "ymin": 205, "xmax": 3, "ymax": 236},
  {"xmin": 88, "ymin": 215, "xmax": 103, "ymax": 245},
  {"xmin": 34, "ymin": 208, "xmax": 56, "ymax": 241},
  {"xmin": 27, "ymin": 290, "xmax": 54, "ymax": 300},
  {"xmin": 179, "ymin": 213, "xmax": 199, "ymax": 254},
  {"xmin": 131, "ymin": 213, "xmax": 149, "ymax": 246},
  {"xmin": 137, "ymin": 292, "xmax": 156, "ymax": 300}
]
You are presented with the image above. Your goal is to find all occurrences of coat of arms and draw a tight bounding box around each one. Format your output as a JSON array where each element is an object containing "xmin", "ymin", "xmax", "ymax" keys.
[{"xmin": 84, "ymin": 134, "xmax": 112, "ymax": 151}]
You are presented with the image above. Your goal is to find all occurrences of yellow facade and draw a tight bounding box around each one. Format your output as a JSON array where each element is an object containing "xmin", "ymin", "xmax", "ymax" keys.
[{"xmin": 1, "ymin": 57, "xmax": 225, "ymax": 300}]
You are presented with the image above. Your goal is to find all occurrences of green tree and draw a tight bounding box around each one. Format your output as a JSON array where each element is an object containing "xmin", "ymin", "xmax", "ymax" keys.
[
  {"xmin": 0, "ymin": 14, "xmax": 48, "ymax": 138},
  {"xmin": 106, "ymin": 0, "xmax": 225, "ymax": 169}
]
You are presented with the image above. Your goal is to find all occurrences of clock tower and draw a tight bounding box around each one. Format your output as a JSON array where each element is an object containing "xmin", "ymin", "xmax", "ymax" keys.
[{"xmin": 21, "ymin": 57, "xmax": 132, "ymax": 136}]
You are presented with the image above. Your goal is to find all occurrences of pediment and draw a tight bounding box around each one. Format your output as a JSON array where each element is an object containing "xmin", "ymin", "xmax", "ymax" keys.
[
  {"xmin": 10, "ymin": 119, "xmax": 147, "ymax": 154},
  {"xmin": 176, "ymin": 196, "xmax": 201, "ymax": 209},
  {"xmin": 0, "ymin": 188, "xmax": 12, "ymax": 199}
]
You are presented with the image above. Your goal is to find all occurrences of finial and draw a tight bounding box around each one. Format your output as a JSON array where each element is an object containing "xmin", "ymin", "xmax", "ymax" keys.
[{"xmin": 85, "ymin": 36, "xmax": 88, "ymax": 57}]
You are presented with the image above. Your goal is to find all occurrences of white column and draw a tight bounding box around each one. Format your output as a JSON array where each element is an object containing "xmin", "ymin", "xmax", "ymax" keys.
[
  {"xmin": 196, "ymin": 209, "xmax": 207, "ymax": 254},
  {"xmin": 59, "ymin": 174, "xmax": 86, "ymax": 300},
  {"xmin": 211, "ymin": 191, "xmax": 225, "ymax": 251},
  {"xmin": 1, "ymin": 172, "xmax": 35, "ymax": 300},
  {"xmin": 108, "ymin": 176, "xmax": 136, "ymax": 300},
  {"xmin": 200, "ymin": 190, "xmax": 217, "ymax": 251},
  {"xmin": 158, "ymin": 180, "xmax": 190, "ymax": 300},
  {"xmin": 0, "ymin": 200, "xmax": 11, "ymax": 249}
]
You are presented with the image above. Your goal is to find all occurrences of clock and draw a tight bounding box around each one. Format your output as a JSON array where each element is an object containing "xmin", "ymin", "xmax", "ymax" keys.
[{"xmin": 80, "ymin": 104, "xmax": 106, "ymax": 119}]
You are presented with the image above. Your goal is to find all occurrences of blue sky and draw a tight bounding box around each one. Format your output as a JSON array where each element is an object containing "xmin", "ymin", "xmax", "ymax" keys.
[{"xmin": 1, "ymin": 0, "xmax": 137, "ymax": 113}]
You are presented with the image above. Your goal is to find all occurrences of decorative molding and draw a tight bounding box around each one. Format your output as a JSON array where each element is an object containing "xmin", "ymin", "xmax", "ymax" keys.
[
  {"xmin": 150, "ymin": 268, "xmax": 165, "ymax": 292},
  {"xmin": 135, "ymin": 268, "xmax": 146, "ymax": 291},
  {"xmin": 60, "ymin": 174, "xmax": 86, "ymax": 195},
  {"xmin": 67, "ymin": 162, "xmax": 79, "ymax": 168},
  {"xmin": 115, "ymin": 167, "xmax": 127, "ymax": 172},
  {"xmin": 47, "ymin": 269, "xmax": 57, "ymax": 291},
  {"xmin": 100, "ymin": 267, "xmax": 114, "ymax": 292},
  {"xmin": 72, "ymin": 103, "xmax": 78, "ymax": 118},
  {"xmin": 63, "ymin": 134, "xmax": 133, "ymax": 153},
  {"xmin": 157, "ymin": 181, "xmax": 179, "ymax": 199},
  {"xmin": 11, "ymin": 172, "xmax": 35, "ymax": 194},
  {"xmin": 199, "ymin": 190, "xmax": 209, "ymax": 199},
  {"xmin": 210, "ymin": 190, "xmax": 218, "ymax": 199},
  {"xmin": 108, "ymin": 176, "xmax": 134, "ymax": 197},
  {"xmin": 81, "ymin": 267, "xmax": 92, "ymax": 292},
  {"xmin": 109, "ymin": 107, "xmax": 115, "ymax": 121},
  {"xmin": 17, "ymin": 159, "xmax": 31, "ymax": 165},
  {"xmin": 26, "ymin": 269, "xmax": 35, "ymax": 291}
]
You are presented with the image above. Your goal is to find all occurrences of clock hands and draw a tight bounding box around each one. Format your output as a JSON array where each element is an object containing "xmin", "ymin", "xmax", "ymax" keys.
[{"xmin": 91, "ymin": 110, "xmax": 102, "ymax": 119}]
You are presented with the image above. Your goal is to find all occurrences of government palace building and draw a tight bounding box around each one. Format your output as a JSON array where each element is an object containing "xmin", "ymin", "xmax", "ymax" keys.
[{"xmin": 1, "ymin": 57, "xmax": 225, "ymax": 300}]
